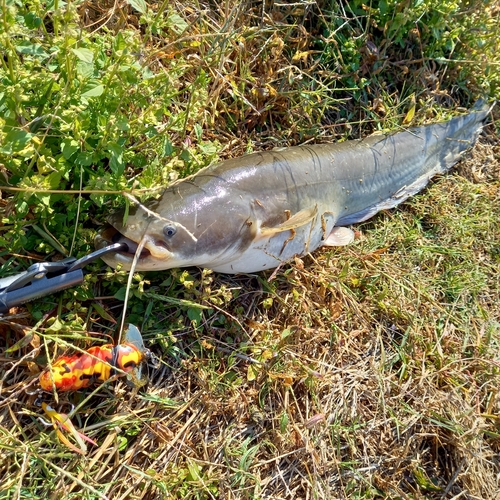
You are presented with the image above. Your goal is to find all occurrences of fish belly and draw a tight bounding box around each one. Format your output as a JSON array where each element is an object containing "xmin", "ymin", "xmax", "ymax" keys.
[{"xmin": 209, "ymin": 212, "xmax": 336, "ymax": 273}]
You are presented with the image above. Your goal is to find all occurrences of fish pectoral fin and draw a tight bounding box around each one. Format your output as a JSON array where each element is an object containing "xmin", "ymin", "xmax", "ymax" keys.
[
  {"xmin": 260, "ymin": 206, "xmax": 318, "ymax": 236},
  {"xmin": 323, "ymin": 227, "xmax": 355, "ymax": 246}
]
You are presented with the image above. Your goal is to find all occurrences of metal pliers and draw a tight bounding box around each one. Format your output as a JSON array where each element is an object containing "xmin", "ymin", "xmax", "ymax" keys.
[{"xmin": 0, "ymin": 243, "xmax": 127, "ymax": 315}]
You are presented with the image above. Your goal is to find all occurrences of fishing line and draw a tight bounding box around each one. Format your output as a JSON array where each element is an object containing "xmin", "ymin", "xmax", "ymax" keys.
[
  {"xmin": 69, "ymin": 164, "xmax": 84, "ymax": 256},
  {"xmin": 117, "ymin": 235, "xmax": 146, "ymax": 344},
  {"xmin": 122, "ymin": 191, "xmax": 198, "ymax": 242}
]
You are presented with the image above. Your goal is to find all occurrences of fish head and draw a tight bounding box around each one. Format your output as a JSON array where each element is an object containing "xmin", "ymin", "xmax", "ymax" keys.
[{"xmin": 95, "ymin": 192, "xmax": 258, "ymax": 271}]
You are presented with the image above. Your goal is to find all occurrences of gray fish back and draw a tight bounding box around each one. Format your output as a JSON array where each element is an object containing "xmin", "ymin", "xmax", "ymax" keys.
[{"xmin": 335, "ymin": 102, "xmax": 491, "ymax": 226}]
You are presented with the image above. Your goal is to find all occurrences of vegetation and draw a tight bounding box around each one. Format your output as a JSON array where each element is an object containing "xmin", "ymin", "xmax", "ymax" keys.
[{"xmin": 0, "ymin": 0, "xmax": 498, "ymax": 498}]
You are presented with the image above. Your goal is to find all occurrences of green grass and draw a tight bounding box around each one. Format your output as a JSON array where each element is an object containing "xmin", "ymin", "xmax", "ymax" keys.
[{"xmin": 1, "ymin": 0, "xmax": 499, "ymax": 498}]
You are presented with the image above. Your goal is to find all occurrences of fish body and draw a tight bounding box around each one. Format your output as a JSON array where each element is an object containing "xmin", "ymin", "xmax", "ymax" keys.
[{"xmin": 96, "ymin": 102, "xmax": 491, "ymax": 273}]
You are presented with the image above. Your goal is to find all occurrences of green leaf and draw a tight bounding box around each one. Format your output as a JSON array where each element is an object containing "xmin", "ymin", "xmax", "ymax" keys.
[
  {"xmin": 117, "ymin": 436, "xmax": 128, "ymax": 452},
  {"xmin": 71, "ymin": 48, "xmax": 94, "ymax": 63},
  {"xmin": 81, "ymin": 82, "xmax": 104, "ymax": 98},
  {"xmin": 45, "ymin": 0, "xmax": 67, "ymax": 11},
  {"xmin": 61, "ymin": 138, "xmax": 79, "ymax": 159},
  {"xmin": 91, "ymin": 302, "xmax": 116, "ymax": 322},
  {"xmin": 15, "ymin": 41, "xmax": 49, "ymax": 59},
  {"xmin": 413, "ymin": 467, "xmax": 442, "ymax": 492},
  {"xmin": 141, "ymin": 66, "xmax": 154, "ymax": 79},
  {"xmin": 75, "ymin": 152, "xmax": 93, "ymax": 166},
  {"xmin": 193, "ymin": 123, "xmax": 203, "ymax": 141},
  {"xmin": 6, "ymin": 333, "xmax": 35, "ymax": 353},
  {"xmin": 168, "ymin": 13, "xmax": 188, "ymax": 34},
  {"xmin": 199, "ymin": 142, "xmax": 217, "ymax": 155},
  {"xmin": 187, "ymin": 307, "xmax": 202, "ymax": 326},
  {"xmin": 113, "ymin": 31, "xmax": 127, "ymax": 51},
  {"xmin": 24, "ymin": 13, "xmax": 42, "ymax": 29},
  {"xmin": 46, "ymin": 317, "xmax": 64, "ymax": 333},
  {"xmin": 162, "ymin": 137, "xmax": 174, "ymax": 156},
  {"xmin": 126, "ymin": 0, "xmax": 147, "ymax": 14},
  {"xmin": 76, "ymin": 61, "xmax": 94, "ymax": 78},
  {"xmin": 108, "ymin": 142, "xmax": 124, "ymax": 176},
  {"xmin": 115, "ymin": 287, "xmax": 127, "ymax": 301},
  {"xmin": 186, "ymin": 461, "xmax": 201, "ymax": 482},
  {"xmin": 47, "ymin": 171, "xmax": 62, "ymax": 189},
  {"xmin": 38, "ymin": 193, "xmax": 51, "ymax": 206},
  {"xmin": 116, "ymin": 119, "xmax": 130, "ymax": 131},
  {"xmin": 280, "ymin": 412, "xmax": 289, "ymax": 433},
  {"xmin": 0, "ymin": 129, "xmax": 33, "ymax": 154},
  {"xmin": 247, "ymin": 364, "xmax": 258, "ymax": 381}
]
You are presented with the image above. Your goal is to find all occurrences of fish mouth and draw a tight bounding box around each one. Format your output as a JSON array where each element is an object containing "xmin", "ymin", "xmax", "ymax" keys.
[
  {"xmin": 95, "ymin": 225, "xmax": 151, "ymax": 260},
  {"xmin": 95, "ymin": 224, "xmax": 175, "ymax": 271}
]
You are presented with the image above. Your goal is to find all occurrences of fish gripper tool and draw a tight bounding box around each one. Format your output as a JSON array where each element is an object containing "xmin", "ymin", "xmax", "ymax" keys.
[{"xmin": 0, "ymin": 243, "xmax": 128, "ymax": 315}]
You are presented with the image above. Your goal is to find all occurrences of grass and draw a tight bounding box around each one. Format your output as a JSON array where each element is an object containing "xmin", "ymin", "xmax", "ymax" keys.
[{"xmin": 0, "ymin": 0, "xmax": 499, "ymax": 498}]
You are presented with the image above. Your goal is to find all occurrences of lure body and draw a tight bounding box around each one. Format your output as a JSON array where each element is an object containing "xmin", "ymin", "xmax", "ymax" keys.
[
  {"xmin": 39, "ymin": 344, "xmax": 144, "ymax": 391},
  {"xmin": 39, "ymin": 324, "xmax": 146, "ymax": 392}
]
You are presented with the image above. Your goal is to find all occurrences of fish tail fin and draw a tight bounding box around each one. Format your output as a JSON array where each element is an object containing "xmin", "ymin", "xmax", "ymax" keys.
[
  {"xmin": 466, "ymin": 99, "xmax": 495, "ymax": 137},
  {"xmin": 443, "ymin": 99, "xmax": 493, "ymax": 156},
  {"xmin": 471, "ymin": 98, "xmax": 495, "ymax": 116},
  {"xmin": 335, "ymin": 101, "xmax": 494, "ymax": 227}
]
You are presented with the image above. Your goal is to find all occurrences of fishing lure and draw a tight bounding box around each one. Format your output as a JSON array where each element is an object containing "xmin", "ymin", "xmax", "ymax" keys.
[{"xmin": 39, "ymin": 324, "xmax": 147, "ymax": 392}]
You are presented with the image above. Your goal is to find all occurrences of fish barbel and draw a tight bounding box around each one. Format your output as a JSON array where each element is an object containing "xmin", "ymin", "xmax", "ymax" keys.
[{"xmin": 95, "ymin": 102, "xmax": 492, "ymax": 273}]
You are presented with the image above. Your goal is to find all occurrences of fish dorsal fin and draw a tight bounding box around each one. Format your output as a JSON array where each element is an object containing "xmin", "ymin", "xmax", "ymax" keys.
[{"xmin": 260, "ymin": 206, "xmax": 318, "ymax": 236}]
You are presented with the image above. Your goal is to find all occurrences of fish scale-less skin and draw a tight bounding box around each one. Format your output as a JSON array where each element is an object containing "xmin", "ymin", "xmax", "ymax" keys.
[{"xmin": 96, "ymin": 102, "xmax": 492, "ymax": 273}]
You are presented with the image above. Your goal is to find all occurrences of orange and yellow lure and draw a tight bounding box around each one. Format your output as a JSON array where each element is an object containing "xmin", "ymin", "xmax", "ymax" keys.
[{"xmin": 39, "ymin": 324, "xmax": 146, "ymax": 392}]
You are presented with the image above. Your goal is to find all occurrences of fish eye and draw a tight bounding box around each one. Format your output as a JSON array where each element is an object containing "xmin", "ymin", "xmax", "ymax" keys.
[{"xmin": 163, "ymin": 225, "xmax": 177, "ymax": 238}]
